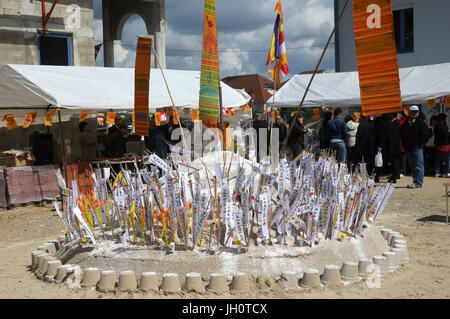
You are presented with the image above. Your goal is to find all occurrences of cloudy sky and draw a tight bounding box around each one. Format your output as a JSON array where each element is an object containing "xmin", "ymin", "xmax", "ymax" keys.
[{"xmin": 93, "ymin": 0, "xmax": 335, "ymax": 79}]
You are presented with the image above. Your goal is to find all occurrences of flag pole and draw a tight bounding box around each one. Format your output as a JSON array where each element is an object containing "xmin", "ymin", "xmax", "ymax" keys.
[
  {"xmin": 280, "ymin": 0, "xmax": 351, "ymax": 153},
  {"xmin": 268, "ymin": 65, "xmax": 278, "ymax": 165},
  {"xmin": 151, "ymin": 43, "xmax": 189, "ymax": 150}
]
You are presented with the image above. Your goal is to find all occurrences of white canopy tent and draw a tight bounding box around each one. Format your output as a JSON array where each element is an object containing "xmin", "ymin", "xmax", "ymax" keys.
[
  {"xmin": 0, "ymin": 64, "xmax": 250, "ymax": 126},
  {"xmin": 269, "ymin": 62, "xmax": 450, "ymax": 108}
]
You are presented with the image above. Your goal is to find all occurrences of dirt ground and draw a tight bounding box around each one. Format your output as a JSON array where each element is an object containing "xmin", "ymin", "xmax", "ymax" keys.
[{"xmin": 0, "ymin": 176, "xmax": 449, "ymax": 299}]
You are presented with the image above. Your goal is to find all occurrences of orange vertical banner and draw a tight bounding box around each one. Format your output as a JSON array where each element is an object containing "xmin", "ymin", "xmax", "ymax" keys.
[
  {"xmin": 352, "ymin": 0, "xmax": 402, "ymax": 115},
  {"xmin": 134, "ymin": 37, "xmax": 152, "ymax": 136}
]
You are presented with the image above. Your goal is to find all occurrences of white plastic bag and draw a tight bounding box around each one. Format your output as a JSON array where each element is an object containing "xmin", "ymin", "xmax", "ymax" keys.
[{"xmin": 375, "ymin": 151, "xmax": 383, "ymax": 168}]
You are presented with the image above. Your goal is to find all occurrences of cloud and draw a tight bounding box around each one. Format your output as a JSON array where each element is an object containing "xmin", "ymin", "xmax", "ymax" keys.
[{"xmin": 93, "ymin": 0, "xmax": 336, "ymax": 76}]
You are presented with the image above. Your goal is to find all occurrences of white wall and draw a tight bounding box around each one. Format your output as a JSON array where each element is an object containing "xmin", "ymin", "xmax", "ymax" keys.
[{"xmin": 335, "ymin": 0, "xmax": 450, "ymax": 72}]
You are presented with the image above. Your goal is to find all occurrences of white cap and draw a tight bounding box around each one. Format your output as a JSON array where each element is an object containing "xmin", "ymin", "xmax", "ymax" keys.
[{"xmin": 409, "ymin": 105, "xmax": 419, "ymax": 112}]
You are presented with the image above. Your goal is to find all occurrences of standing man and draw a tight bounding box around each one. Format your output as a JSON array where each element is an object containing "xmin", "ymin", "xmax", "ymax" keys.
[
  {"xmin": 326, "ymin": 108, "xmax": 348, "ymax": 163},
  {"xmin": 379, "ymin": 113, "xmax": 402, "ymax": 183},
  {"xmin": 401, "ymin": 105, "xmax": 432, "ymax": 188},
  {"xmin": 273, "ymin": 114, "xmax": 287, "ymax": 151},
  {"xmin": 79, "ymin": 121, "xmax": 98, "ymax": 161},
  {"xmin": 356, "ymin": 115, "xmax": 377, "ymax": 176}
]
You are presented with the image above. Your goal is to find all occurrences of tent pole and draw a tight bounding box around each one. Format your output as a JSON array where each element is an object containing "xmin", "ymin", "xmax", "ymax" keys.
[
  {"xmin": 280, "ymin": 0, "xmax": 351, "ymax": 153},
  {"xmin": 58, "ymin": 109, "xmax": 69, "ymax": 188}
]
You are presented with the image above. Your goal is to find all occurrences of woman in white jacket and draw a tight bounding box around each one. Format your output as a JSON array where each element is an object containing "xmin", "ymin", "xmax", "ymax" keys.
[{"xmin": 345, "ymin": 115, "xmax": 360, "ymax": 172}]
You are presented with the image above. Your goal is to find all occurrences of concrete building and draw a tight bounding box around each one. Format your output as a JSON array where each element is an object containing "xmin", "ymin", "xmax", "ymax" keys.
[
  {"xmin": 0, "ymin": 0, "xmax": 95, "ymax": 66},
  {"xmin": 334, "ymin": 0, "xmax": 450, "ymax": 72},
  {"xmin": 102, "ymin": 0, "xmax": 166, "ymax": 68},
  {"xmin": 0, "ymin": 0, "xmax": 166, "ymax": 68}
]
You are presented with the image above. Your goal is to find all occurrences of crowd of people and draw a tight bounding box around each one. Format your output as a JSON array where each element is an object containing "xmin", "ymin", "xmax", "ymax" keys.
[
  {"xmin": 78, "ymin": 106, "xmax": 449, "ymax": 190},
  {"xmin": 319, "ymin": 106, "xmax": 450, "ymax": 188}
]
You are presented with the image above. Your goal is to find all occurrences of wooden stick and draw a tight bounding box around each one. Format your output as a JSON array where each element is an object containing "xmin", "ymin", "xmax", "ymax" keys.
[
  {"xmin": 280, "ymin": 0, "xmax": 351, "ymax": 153},
  {"xmin": 151, "ymin": 44, "xmax": 188, "ymax": 150}
]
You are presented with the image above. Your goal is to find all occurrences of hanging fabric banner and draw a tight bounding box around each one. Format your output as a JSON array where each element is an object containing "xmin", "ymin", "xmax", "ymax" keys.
[
  {"xmin": 106, "ymin": 112, "xmax": 116, "ymax": 125},
  {"xmin": 352, "ymin": 0, "xmax": 402, "ymax": 115},
  {"xmin": 2, "ymin": 114, "xmax": 18, "ymax": 130},
  {"xmin": 45, "ymin": 109, "xmax": 57, "ymax": 127},
  {"xmin": 23, "ymin": 112, "xmax": 38, "ymax": 128},
  {"xmin": 134, "ymin": 37, "xmax": 152, "ymax": 136},
  {"xmin": 199, "ymin": 0, "xmax": 220, "ymax": 126}
]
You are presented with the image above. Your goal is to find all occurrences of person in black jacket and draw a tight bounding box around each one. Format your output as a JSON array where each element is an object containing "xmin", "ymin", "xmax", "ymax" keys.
[
  {"xmin": 433, "ymin": 113, "xmax": 450, "ymax": 178},
  {"xmin": 355, "ymin": 115, "xmax": 377, "ymax": 176},
  {"xmin": 379, "ymin": 113, "xmax": 402, "ymax": 183},
  {"xmin": 272, "ymin": 115, "xmax": 287, "ymax": 151},
  {"xmin": 319, "ymin": 108, "xmax": 332, "ymax": 151},
  {"xmin": 145, "ymin": 118, "xmax": 169, "ymax": 160},
  {"xmin": 288, "ymin": 111, "xmax": 310, "ymax": 159},
  {"xmin": 401, "ymin": 105, "xmax": 432, "ymax": 188}
]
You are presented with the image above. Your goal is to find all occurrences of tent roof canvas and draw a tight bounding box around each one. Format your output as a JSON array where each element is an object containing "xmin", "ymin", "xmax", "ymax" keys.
[
  {"xmin": 269, "ymin": 62, "xmax": 450, "ymax": 108},
  {"xmin": 0, "ymin": 64, "xmax": 250, "ymax": 110}
]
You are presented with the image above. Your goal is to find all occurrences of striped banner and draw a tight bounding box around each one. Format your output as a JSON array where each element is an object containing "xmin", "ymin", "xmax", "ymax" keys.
[
  {"xmin": 134, "ymin": 37, "xmax": 152, "ymax": 136},
  {"xmin": 352, "ymin": 0, "xmax": 402, "ymax": 115},
  {"xmin": 199, "ymin": 0, "xmax": 220, "ymax": 126}
]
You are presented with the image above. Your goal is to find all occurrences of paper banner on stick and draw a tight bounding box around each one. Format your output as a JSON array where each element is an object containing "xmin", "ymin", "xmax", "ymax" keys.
[
  {"xmin": 352, "ymin": 0, "xmax": 402, "ymax": 115},
  {"xmin": 427, "ymin": 99, "xmax": 436, "ymax": 108},
  {"xmin": 134, "ymin": 37, "xmax": 152, "ymax": 136},
  {"xmin": 243, "ymin": 104, "xmax": 250, "ymax": 113},
  {"xmin": 192, "ymin": 109, "xmax": 200, "ymax": 121},
  {"xmin": 446, "ymin": 96, "xmax": 450, "ymax": 108},
  {"xmin": 45, "ymin": 109, "xmax": 58, "ymax": 127},
  {"xmin": 2, "ymin": 114, "xmax": 18, "ymax": 130},
  {"xmin": 106, "ymin": 112, "xmax": 116, "ymax": 125},
  {"xmin": 79, "ymin": 111, "xmax": 90, "ymax": 123},
  {"xmin": 23, "ymin": 112, "xmax": 38, "ymax": 128}
]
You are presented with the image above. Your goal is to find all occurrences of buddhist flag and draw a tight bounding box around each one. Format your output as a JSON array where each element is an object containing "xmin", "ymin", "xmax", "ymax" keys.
[
  {"xmin": 199, "ymin": 0, "xmax": 220, "ymax": 125},
  {"xmin": 23, "ymin": 112, "xmax": 38, "ymax": 128},
  {"xmin": 45, "ymin": 110, "xmax": 57, "ymax": 127},
  {"xmin": 97, "ymin": 112, "xmax": 105, "ymax": 126},
  {"xmin": 266, "ymin": 0, "xmax": 289, "ymax": 88},
  {"xmin": 106, "ymin": 112, "xmax": 116, "ymax": 125},
  {"xmin": 352, "ymin": 0, "xmax": 402, "ymax": 115},
  {"xmin": 134, "ymin": 37, "xmax": 152, "ymax": 136},
  {"xmin": 79, "ymin": 111, "xmax": 90, "ymax": 123},
  {"xmin": 2, "ymin": 114, "xmax": 18, "ymax": 130}
]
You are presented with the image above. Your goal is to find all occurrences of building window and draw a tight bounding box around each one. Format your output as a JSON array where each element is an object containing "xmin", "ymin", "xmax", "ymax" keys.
[
  {"xmin": 37, "ymin": 33, "xmax": 73, "ymax": 66},
  {"xmin": 393, "ymin": 8, "xmax": 414, "ymax": 53}
]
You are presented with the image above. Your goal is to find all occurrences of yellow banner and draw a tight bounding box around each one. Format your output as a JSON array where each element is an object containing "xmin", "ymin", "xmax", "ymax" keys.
[
  {"xmin": 106, "ymin": 112, "xmax": 116, "ymax": 125},
  {"xmin": 2, "ymin": 114, "xmax": 18, "ymax": 130},
  {"xmin": 427, "ymin": 99, "xmax": 436, "ymax": 108},
  {"xmin": 24, "ymin": 112, "xmax": 38, "ymax": 128},
  {"xmin": 45, "ymin": 110, "xmax": 58, "ymax": 127},
  {"xmin": 79, "ymin": 111, "xmax": 90, "ymax": 123}
]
